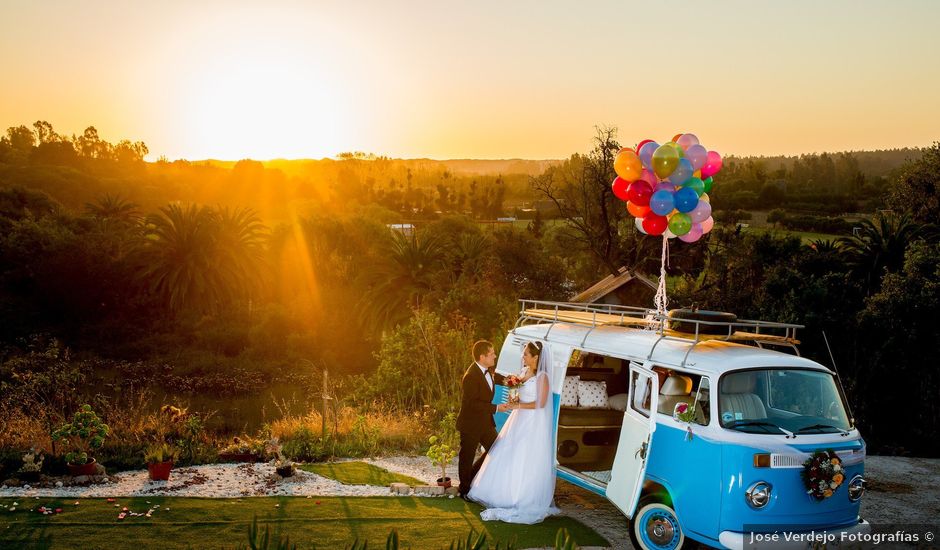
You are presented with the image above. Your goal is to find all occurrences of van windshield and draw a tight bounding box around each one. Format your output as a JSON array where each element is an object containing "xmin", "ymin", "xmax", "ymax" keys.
[{"xmin": 718, "ymin": 369, "xmax": 852, "ymax": 435}]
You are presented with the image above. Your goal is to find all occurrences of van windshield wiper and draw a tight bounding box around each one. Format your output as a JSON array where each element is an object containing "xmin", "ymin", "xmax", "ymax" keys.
[
  {"xmin": 726, "ymin": 420, "xmax": 785, "ymax": 434},
  {"xmin": 796, "ymin": 423, "xmax": 850, "ymax": 435}
]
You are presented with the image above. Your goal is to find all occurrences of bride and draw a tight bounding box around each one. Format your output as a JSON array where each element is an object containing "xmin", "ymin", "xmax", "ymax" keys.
[{"xmin": 467, "ymin": 340, "xmax": 559, "ymax": 524}]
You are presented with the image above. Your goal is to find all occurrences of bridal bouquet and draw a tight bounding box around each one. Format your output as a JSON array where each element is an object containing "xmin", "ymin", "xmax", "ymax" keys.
[{"xmin": 505, "ymin": 375, "xmax": 522, "ymax": 403}]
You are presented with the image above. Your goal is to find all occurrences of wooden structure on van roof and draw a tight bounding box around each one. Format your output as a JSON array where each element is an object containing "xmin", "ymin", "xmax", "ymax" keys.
[
  {"xmin": 570, "ymin": 267, "xmax": 657, "ymax": 307},
  {"xmin": 516, "ymin": 300, "xmax": 803, "ymax": 366}
]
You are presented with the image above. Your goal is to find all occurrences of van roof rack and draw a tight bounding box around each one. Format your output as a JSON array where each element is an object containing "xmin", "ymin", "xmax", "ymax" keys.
[{"xmin": 515, "ymin": 300, "xmax": 804, "ymax": 366}]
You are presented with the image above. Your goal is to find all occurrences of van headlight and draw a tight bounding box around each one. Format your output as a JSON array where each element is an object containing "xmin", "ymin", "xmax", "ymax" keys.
[
  {"xmin": 848, "ymin": 475, "xmax": 865, "ymax": 501},
  {"xmin": 746, "ymin": 481, "xmax": 772, "ymax": 509}
]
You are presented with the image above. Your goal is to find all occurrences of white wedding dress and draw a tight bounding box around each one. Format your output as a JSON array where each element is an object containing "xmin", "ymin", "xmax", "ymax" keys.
[{"xmin": 467, "ymin": 370, "xmax": 559, "ymax": 524}]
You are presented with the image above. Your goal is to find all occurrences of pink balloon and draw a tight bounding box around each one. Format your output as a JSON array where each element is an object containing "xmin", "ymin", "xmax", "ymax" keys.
[
  {"xmin": 676, "ymin": 133, "xmax": 699, "ymax": 151},
  {"xmin": 640, "ymin": 168, "xmax": 658, "ymax": 185},
  {"xmin": 655, "ymin": 182, "xmax": 676, "ymax": 193},
  {"xmin": 685, "ymin": 144, "xmax": 707, "ymax": 171},
  {"xmin": 701, "ymin": 151, "xmax": 723, "ymax": 178},
  {"xmin": 701, "ymin": 216, "xmax": 715, "ymax": 233},
  {"xmin": 688, "ymin": 199, "xmax": 712, "ymax": 223},
  {"xmin": 679, "ymin": 223, "xmax": 703, "ymax": 243}
]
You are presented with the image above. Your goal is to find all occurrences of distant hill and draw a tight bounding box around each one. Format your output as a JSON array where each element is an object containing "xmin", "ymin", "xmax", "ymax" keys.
[{"xmin": 199, "ymin": 157, "xmax": 563, "ymax": 177}]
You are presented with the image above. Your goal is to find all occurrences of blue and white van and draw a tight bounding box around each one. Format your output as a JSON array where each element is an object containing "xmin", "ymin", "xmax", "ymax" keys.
[{"xmin": 492, "ymin": 301, "xmax": 869, "ymax": 550}]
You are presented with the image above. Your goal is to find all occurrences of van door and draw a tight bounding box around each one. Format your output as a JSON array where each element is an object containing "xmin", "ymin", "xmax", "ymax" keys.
[{"xmin": 606, "ymin": 363, "xmax": 659, "ymax": 518}]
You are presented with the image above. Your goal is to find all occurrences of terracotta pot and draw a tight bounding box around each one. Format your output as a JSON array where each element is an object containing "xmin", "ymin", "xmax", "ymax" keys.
[
  {"xmin": 147, "ymin": 460, "xmax": 174, "ymax": 481},
  {"xmin": 436, "ymin": 477, "xmax": 452, "ymax": 488},
  {"xmin": 275, "ymin": 464, "xmax": 295, "ymax": 477},
  {"xmin": 67, "ymin": 458, "xmax": 98, "ymax": 477}
]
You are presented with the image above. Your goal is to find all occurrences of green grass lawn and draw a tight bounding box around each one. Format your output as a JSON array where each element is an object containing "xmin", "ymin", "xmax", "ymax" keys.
[
  {"xmin": 0, "ymin": 496, "xmax": 608, "ymax": 549},
  {"xmin": 297, "ymin": 461, "xmax": 424, "ymax": 486}
]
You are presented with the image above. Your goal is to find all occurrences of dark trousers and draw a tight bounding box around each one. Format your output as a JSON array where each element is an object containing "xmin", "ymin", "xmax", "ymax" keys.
[{"xmin": 457, "ymin": 427, "xmax": 498, "ymax": 495}]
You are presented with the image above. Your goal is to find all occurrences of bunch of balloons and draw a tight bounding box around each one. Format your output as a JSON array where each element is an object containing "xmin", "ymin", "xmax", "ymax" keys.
[{"xmin": 611, "ymin": 133, "xmax": 722, "ymax": 243}]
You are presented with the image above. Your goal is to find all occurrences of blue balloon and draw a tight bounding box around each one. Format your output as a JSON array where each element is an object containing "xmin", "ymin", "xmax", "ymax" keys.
[
  {"xmin": 669, "ymin": 158, "xmax": 693, "ymax": 186},
  {"xmin": 639, "ymin": 141, "xmax": 659, "ymax": 170},
  {"xmin": 649, "ymin": 189, "xmax": 676, "ymax": 216},
  {"xmin": 674, "ymin": 187, "xmax": 699, "ymax": 213}
]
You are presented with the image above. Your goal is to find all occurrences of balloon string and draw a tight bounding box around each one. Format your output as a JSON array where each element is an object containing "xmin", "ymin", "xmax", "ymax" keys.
[{"xmin": 654, "ymin": 235, "xmax": 669, "ymax": 325}]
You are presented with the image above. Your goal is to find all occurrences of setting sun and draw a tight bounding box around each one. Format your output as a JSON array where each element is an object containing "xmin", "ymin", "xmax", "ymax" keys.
[{"xmin": 181, "ymin": 53, "xmax": 348, "ymax": 160}]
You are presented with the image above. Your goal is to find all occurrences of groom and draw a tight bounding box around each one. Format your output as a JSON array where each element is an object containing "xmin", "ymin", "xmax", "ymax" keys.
[{"xmin": 457, "ymin": 339, "xmax": 511, "ymax": 498}]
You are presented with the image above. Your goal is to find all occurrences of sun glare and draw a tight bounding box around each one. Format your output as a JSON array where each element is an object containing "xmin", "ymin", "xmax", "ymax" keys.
[{"xmin": 182, "ymin": 49, "xmax": 349, "ymax": 160}]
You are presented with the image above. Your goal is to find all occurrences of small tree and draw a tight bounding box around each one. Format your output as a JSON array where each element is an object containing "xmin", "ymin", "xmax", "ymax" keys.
[
  {"xmin": 767, "ymin": 208, "xmax": 787, "ymax": 228},
  {"xmin": 426, "ymin": 412, "xmax": 459, "ymax": 484}
]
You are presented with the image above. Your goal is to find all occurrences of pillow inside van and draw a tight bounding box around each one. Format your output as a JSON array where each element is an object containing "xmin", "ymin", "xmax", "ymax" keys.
[
  {"xmin": 561, "ymin": 376, "xmax": 580, "ymax": 407},
  {"xmin": 608, "ymin": 393, "xmax": 628, "ymax": 411},
  {"xmin": 578, "ymin": 380, "xmax": 608, "ymax": 408}
]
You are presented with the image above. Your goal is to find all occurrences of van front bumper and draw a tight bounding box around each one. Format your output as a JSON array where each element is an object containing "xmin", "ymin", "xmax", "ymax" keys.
[{"xmin": 718, "ymin": 519, "xmax": 870, "ymax": 549}]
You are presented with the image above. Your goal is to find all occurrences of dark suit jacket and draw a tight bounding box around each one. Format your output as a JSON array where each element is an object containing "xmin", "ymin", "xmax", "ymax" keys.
[{"xmin": 456, "ymin": 363, "xmax": 506, "ymax": 434}]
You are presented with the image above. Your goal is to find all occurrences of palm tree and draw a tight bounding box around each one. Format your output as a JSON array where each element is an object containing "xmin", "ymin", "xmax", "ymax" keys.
[
  {"xmin": 138, "ymin": 204, "xmax": 267, "ymax": 314},
  {"xmin": 85, "ymin": 194, "xmax": 142, "ymax": 260},
  {"xmin": 359, "ymin": 230, "xmax": 445, "ymax": 328},
  {"xmin": 85, "ymin": 194, "xmax": 139, "ymax": 224},
  {"xmin": 837, "ymin": 212, "xmax": 923, "ymax": 293}
]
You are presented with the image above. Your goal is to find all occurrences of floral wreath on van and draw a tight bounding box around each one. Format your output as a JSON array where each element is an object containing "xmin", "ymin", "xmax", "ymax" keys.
[{"xmin": 800, "ymin": 450, "xmax": 844, "ymax": 500}]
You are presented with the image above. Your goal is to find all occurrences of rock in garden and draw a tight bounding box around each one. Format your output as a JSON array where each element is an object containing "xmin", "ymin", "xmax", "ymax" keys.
[
  {"xmin": 389, "ymin": 482, "xmax": 410, "ymax": 495},
  {"xmin": 413, "ymin": 485, "xmax": 445, "ymax": 496}
]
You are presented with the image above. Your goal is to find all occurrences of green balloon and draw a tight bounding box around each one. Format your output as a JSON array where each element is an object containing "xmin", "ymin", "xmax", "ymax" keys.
[
  {"xmin": 652, "ymin": 144, "xmax": 680, "ymax": 179},
  {"xmin": 668, "ymin": 212, "xmax": 692, "ymax": 236},
  {"xmin": 683, "ymin": 177, "xmax": 705, "ymax": 197},
  {"xmin": 703, "ymin": 176, "xmax": 714, "ymax": 194},
  {"xmin": 666, "ymin": 141, "xmax": 685, "ymax": 158}
]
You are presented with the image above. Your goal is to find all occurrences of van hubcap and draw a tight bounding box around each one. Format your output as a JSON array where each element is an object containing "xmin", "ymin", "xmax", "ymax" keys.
[{"xmin": 646, "ymin": 517, "xmax": 675, "ymax": 545}]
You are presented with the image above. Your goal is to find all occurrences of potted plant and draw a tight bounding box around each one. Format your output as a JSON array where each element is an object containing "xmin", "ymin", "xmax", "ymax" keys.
[
  {"xmin": 266, "ymin": 438, "xmax": 295, "ymax": 477},
  {"xmin": 51, "ymin": 404, "xmax": 110, "ymax": 476},
  {"xmin": 144, "ymin": 443, "xmax": 179, "ymax": 481},
  {"xmin": 17, "ymin": 449, "xmax": 44, "ymax": 482},
  {"xmin": 219, "ymin": 436, "xmax": 264, "ymax": 463},
  {"xmin": 426, "ymin": 412, "xmax": 459, "ymax": 488}
]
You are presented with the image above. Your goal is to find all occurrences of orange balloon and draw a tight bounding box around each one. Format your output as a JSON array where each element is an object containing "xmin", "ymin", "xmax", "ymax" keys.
[
  {"xmin": 672, "ymin": 133, "xmax": 683, "ymax": 142},
  {"xmin": 693, "ymin": 170, "xmax": 702, "ymax": 179},
  {"xmin": 618, "ymin": 147, "xmax": 635, "ymax": 154},
  {"xmin": 614, "ymin": 150, "xmax": 643, "ymax": 182},
  {"xmin": 627, "ymin": 201, "xmax": 650, "ymax": 218}
]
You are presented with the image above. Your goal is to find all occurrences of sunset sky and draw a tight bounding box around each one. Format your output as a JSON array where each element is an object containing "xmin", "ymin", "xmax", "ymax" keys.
[{"xmin": 2, "ymin": 0, "xmax": 938, "ymax": 161}]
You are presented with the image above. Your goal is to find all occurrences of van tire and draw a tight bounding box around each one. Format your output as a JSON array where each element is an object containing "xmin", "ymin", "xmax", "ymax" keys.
[
  {"xmin": 668, "ymin": 309, "xmax": 737, "ymax": 335},
  {"xmin": 629, "ymin": 497, "xmax": 687, "ymax": 550}
]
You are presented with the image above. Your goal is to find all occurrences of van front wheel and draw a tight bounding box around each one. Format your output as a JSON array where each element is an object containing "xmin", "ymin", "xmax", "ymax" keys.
[{"xmin": 630, "ymin": 498, "xmax": 686, "ymax": 550}]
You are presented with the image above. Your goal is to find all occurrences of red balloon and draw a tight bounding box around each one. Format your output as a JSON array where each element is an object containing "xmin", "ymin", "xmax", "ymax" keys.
[
  {"xmin": 636, "ymin": 139, "xmax": 653, "ymax": 152},
  {"xmin": 611, "ymin": 177, "xmax": 631, "ymax": 201},
  {"xmin": 626, "ymin": 180, "xmax": 653, "ymax": 206},
  {"xmin": 642, "ymin": 212, "xmax": 668, "ymax": 235}
]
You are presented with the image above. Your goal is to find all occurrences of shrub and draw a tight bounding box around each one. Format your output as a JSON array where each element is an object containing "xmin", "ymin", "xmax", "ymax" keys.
[{"xmin": 50, "ymin": 404, "xmax": 110, "ymax": 465}]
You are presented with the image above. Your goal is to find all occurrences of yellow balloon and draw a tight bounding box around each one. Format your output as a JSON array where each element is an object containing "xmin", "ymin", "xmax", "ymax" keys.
[
  {"xmin": 700, "ymin": 193, "xmax": 710, "ymax": 203},
  {"xmin": 652, "ymin": 144, "xmax": 680, "ymax": 179},
  {"xmin": 693, "ymin": 170, "xmax": 702, "ymax": 179},
  {"xmin": 614, "ymin": 150, "xmax": 643, "ymax": 182}
]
